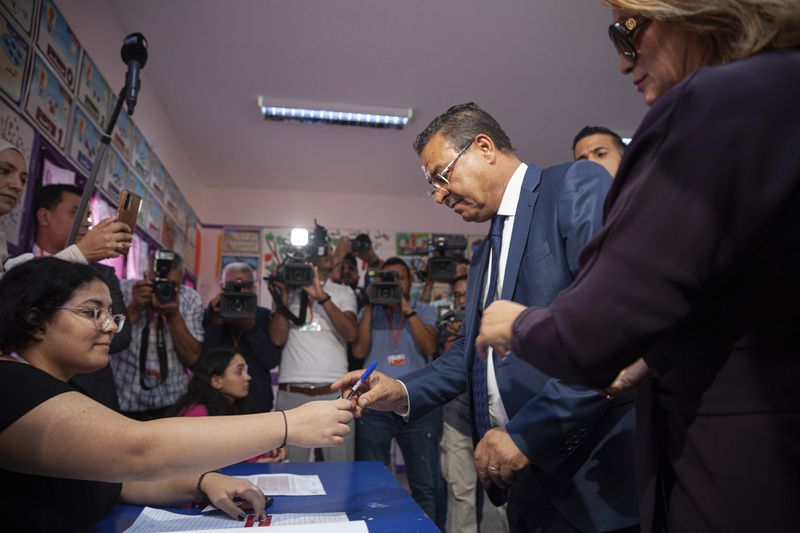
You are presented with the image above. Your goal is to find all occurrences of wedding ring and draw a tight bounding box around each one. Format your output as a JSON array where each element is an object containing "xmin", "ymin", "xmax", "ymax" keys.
[{"xmin": 488, "ymin": 465, "xmax": 500, "ymax": 472}]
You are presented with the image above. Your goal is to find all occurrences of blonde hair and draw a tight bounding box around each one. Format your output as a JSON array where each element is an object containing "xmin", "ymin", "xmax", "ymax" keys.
[{"xmin": 603, "ymin": 0, "xmax": 800, "ymax": 64}]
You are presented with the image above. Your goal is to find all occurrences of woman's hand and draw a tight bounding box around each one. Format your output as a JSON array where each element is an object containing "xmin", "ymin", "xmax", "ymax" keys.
[
  {"xmin": 284, "ymin": 399, "xmax": 353, "ymax": 447},
  {"xmin": 256, "ymin": 447, "xmax": 286, "ymax": 463},
  {"xmin": 200, "ymin": 472, "xmax": 266, "ymax": 521},
  {"xmin": 75, "ymin": 218, "xmax": 133, "ymax": 262}
]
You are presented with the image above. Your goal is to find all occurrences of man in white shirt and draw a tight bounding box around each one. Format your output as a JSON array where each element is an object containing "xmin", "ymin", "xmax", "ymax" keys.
[
  {"xmin": 270, "ymin": 250, "xmax": 358, "ymax": 462},
  {"xmin": 334, "ymin": 103, "xmax": 638, "ymax": 533}
]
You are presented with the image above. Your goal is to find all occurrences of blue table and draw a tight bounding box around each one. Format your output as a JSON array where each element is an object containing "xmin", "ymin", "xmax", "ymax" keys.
[{"xmin": 93, "ymin": 461, "xmax": 439, "ymax": 532}]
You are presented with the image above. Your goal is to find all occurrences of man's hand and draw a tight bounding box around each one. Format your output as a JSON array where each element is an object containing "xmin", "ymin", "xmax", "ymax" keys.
[
  {"xmin": 302, "ymin": 265, "xmax": 326, "ymax": 301},
  {"xmin": 475, "ymin": 300, "xmax": 527, "ymax": 360},
  {"xmin": 474, "ymin": 426, "xmax": 530, "ymax": 489},
  {"xmin": 151, "ymin": 288, "xmax": 181, "ymax": 319},
  {"xmin": 331, "ymin": 370, "xmax": 408, "ymax": 417},
  {"xmin": 76, "ymin": 218, "xmax": 133, "ymax": 262},
  {"xmin": 604, "ymin": 357, "xmax": 651, "ymax": 397}
]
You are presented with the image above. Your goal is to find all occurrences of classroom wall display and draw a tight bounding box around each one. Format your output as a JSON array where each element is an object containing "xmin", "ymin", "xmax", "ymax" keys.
[
  {"xmin": 24, "ymin": 52, "xmax": 70, "ymax": 150},
  {"xmin": 67, "ymin": 104, "xmax": 101, "ymax": 174},
  {"xmin": 36, "ymin": 0, "xmax": 79, "ymax": 90},
  {"xmin": 0, "ymin": 12, "xmax": 29, "ymax": 104},
  {"xmin": 110, "ymin": 95, "xmax": 132, "ymax": 160},
  {"xmin": 143, "ymin": 191, "xmax": 162, "ymax": 242},
  {"xmin": 0, "ymin": 94, "xmax": 35, "ymax": 246},
  {"xmin": 41, "ymin": 156, "xmax": 74, "ymax": 185},
  {"xmin": 98, "ymin": 146, "xmax": 127, "ymax": 202},
  {"xmin": 148, "ymin": 153, "xmax": 166, "ymax": 199},
  {"xmin": 1, "ymin": 0, "xmax": 36, "ymax": 36},
  {"xmin": 77, "ymin": 51, "xmax": 112, "ymax": 128},
  {"xmin": 222, "ymin": 227, "xmax": 260, "ymax": 255},
  {"xmin": 160, "ymin": 212, "xmax": 176, "ymax": 249},
  {"xmin": 130, "ymin": 124, "xmax": 151, "ymax": 179},
  {"xmin": 396, "ymin": 232, "xmax": 431, "ymax": 256},
  {"xmin": 163, "ymin": 173, "xmax": 179, "ymax": 215}
]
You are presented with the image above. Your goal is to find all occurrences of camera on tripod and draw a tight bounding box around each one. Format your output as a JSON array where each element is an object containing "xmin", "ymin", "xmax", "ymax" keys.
[
  {"xmin": 424, "ymin": 235, "xmax": 468, "ymax": 282},
  {"xmin": 219, "ymin": 278, "xmax": 257, "ymax": 319},
  {"xmin": 275, "ymin": 222, "xmax": 330, "ymax": 287},
  {"xmin": 365, "ymin": 268, "xmax": 402, "ymax": 306},
  {"xmin": 152, "ymin": 250, "xmax": 177, "ymax": 304}
]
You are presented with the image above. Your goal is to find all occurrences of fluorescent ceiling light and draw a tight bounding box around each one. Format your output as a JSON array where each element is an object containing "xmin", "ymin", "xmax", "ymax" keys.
[{"xmin": 257, "ymin": 96, "xmax": 412, "ymax": 130}]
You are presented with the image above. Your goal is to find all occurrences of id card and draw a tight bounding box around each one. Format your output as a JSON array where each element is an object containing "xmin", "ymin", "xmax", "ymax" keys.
[
  {"xmin": 298, "ymin": 321, "xmax": 322, "ymax": 332},
  {"xmin": 387, "ymin": 353, "xmax": 407, "ymax": 366}
]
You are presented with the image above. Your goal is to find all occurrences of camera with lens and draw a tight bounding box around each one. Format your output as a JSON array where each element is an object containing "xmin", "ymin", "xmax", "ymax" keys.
[
  {"xmin": 365, "ymin": 268, "xmax": 402, "ymax": 306},
  {"xmin": 436, "ymin": 305, "xmax": 466, "ymax": 347},
  {"xmin": 424, "ymin": 235, "xmax": 468, "ymax": 282},
  {"xmin": 219, "ymin": 278, "xmax": 257, "ymax": 319},
  {"xmin": 276, "ymin": 259, "xmax": 314, "ymax": 287},
  {"xmin": 305, "ymin": 221, "xmax": 330, "ymax": 259},
  {"xmin": 352, "ymin": 233, "xmax": 372, "ymax": 254},
  {"xmin": 151, "ymin": 250, "xmax": 177, "ymax": 304},
  {"xmin": 274, "ymin": 221, "xmax": 330, "ymax": 287}
]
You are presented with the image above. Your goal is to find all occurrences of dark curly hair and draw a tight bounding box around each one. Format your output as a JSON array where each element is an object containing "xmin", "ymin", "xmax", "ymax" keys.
[
  {"xmin": 168, "ymin": 347, "xmax": 249, "ymax": 417},
  {"xmin": 0, "ymin": 258, "xmax": 103, "ymax": 353}
]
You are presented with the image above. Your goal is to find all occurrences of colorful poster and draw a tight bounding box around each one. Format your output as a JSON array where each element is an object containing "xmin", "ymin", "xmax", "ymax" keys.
[
  {"xmin": 143, "ymin": 192, "xmax": 162, "ymax": 241},
  {"xmin": 109, "ymin": 95, "xmax": 132, "ymax": 160},
  {"xmin": 160, "ymin": 213, "xmax": 176, "ymax": 249},
  {"xmin": 99, "ymin": 147, "xmax": 127, "ymax": 202},
  {"xmin": 163, "ymin": 174, "xmax": 179, "ymax": 215},
  {"xmin": 0, "ymin": 13, "xmax": 29, "ymax": 104},
  {"xmin": 1, "ymin": 0, "xmax": 35, "ymax": 35},
  {"xmin": 68, "ymin": 105, "xmax": 102, "ymax": 174},
  {"xmin": 174, "ymin": 194, "xmax": 188, "ymax": 235},
  {"xmin": 222, "ymin": 228, "xmax": 260, "ymax": 255},
  {"xmin": 0, "ymin": 96, "xmax": 35, "ymax": 246},
  {"xmin": 186, "ymin": 210, "xmax": 198, "ymax": 243},
  {"xmin": 41, "ymin": 157, "xmax": 75, "ymax": 185},
  {"xmin": 396, "ymin": 232, "xmax": 431, "ymax": 256},
  {"xmin": 124, "ymin": 173, "xmax": 147, "ymax": 227},
  {"xmin": 24, "ymin": 53, "xmax": 72, "ymax": 150},
  {"xmin": 36, "ymin": 0, "xmax": 80, "ymax": 90},
  {"xmin": 147, "ymin": 153, "xmax": 166, "ymax": 200},
  {"xmin": 130, "ymin": 124, "xmax": 151, "ymax": 179},
  {"xmin": 77, "ymin": 51, "xmax": 112, "ymax": 128}
]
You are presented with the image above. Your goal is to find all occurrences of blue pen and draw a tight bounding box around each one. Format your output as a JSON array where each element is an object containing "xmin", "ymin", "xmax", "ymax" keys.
[{"xmin": 346, "ymin": 360, "xmax": 378, "ymax": 400}]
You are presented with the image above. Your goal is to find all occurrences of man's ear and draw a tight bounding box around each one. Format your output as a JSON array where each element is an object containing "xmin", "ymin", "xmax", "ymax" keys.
[
  {"xmin": 475, "ymin": 133, "xmax": 498, "ymax": 164},
  {"xmin": 36, "ymin": 207, "xmax": 52, "ymax": 229}
]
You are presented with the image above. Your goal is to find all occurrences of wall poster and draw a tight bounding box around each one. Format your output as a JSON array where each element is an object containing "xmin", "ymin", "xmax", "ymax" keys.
[
  {"xmin": 110, "ymin": 95, "xmax": 132, "ymax": 160},
  {"xmin": 99, "ymin": 146, "xmax": 127, "ymax": 202},
  {"xmin": 1, "ymin": 0, "xmax": 36, "ymax": 35},
  {"xmin": 0, "ymin": 12, "xmax": 29, "ymax": 104},
  {"xmin": 68, "ymin": 104, "xmax": 101, "ymax": 174},
  {"xmin": 36, "ymin": 0, "xmax": 80, "ymax": 90},
  {"xmin": 77, "ymin": 51, "xmax": 112, "ymax": 128},
  {"xmin": 24, "ymin": 52, "xmax": 71, "ymax": 150},
  {"xmin": 130, "ymin": 124, "xmax": 151, "ymax": 179}
]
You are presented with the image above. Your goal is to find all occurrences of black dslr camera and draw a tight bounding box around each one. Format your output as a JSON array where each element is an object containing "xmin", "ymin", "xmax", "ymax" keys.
[
  {"xmin": 425, "ymin": 235, "xmax": 468, "ymax": 282},
  {"xmin": 152, "ymin": 250, "xmax": 177, "ymax": 304},
  {"xmin": 365, "ymin": 268, "xmax": 402, "ymax": 306},
  {"xmin": 219, "ymin": 278, "xmax": 257, "ymax": 319},
  {"xmin": 436, "ymin": 305, "xmax": 466, "ymax": 347},
  {"xmin": 352, "ymin": 233, "xmax": 372, "ymax": 254}
]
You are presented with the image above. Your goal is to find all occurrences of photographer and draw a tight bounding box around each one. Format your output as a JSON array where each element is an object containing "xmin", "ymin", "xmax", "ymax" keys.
[
  {"xmin": 350, "ymin": 257, "xmax": 441, "ymax": 523},
  {"xmin": 113, "ymin": 251, "xmax": 204, "ymax": 420},
  {"xmin": 269, "ymin": 249, "xmax": 358, "ymax": 462},
  {"xmin": 203, "ymin": 262, "xmax": 281, "ymax": 413}
]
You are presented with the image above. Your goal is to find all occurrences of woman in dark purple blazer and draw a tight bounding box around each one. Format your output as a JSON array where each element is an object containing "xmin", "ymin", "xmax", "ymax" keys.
[{"xmin": 477, "ymin": 1, "xmax": 800, "ymax": 531}]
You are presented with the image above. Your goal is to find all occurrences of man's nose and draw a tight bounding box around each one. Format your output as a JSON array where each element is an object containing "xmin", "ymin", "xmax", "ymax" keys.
[{"xmin": 433, "ymin": 188, "xmax": 449, "ymax": 205}]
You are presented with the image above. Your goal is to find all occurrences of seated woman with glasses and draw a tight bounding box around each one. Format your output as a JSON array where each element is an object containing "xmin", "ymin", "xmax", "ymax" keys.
[
  {"xmin": 0, "ymin": 257, "xmax": 352, "ymax": 531},
  {"xmin": 169, "ymin": 347, "xmax": 286, "ymax": 463}
]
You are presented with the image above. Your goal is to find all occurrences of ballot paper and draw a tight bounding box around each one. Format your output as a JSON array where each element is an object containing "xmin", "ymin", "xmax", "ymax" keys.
[
  {"xmin": 124, "ymin": 508, "xmax": 360, "ymax": 532},
  {"xmin": 243, "ymin": 474, "xmax": 326, "ymax": 496}
]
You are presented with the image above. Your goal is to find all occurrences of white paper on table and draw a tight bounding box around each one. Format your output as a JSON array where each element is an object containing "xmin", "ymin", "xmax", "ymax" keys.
[
  {"xmin": 169, "ymin": 523, "xmax": 367, "ymax": 533},
  {"xmin": 243, "ymin": 474, "xmax": 326, "ymax": 496},
  {"xmin": 124, "ymin": 507, "xmax": 354, "ymax": 532}
]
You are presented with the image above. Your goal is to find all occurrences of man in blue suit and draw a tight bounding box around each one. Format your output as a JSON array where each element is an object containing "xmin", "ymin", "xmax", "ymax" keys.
[{"xmin": 334, "ymin": 103, "xmax": 638, "ymax": 532}]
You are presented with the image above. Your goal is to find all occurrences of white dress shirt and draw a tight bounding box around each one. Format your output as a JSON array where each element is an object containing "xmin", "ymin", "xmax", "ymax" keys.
[{"xmin": 482, "ymin": 162, "xmax": 527, "ymax": 426}]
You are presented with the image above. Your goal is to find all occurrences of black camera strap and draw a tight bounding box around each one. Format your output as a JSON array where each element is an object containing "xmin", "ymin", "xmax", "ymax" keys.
[
  {"xmin": 139, "ymin": 309, "xmax": 170, "ymax": 390},
  {"xmin": 265, "ymin": 278, "xmax": 307, "ymax": 326}
]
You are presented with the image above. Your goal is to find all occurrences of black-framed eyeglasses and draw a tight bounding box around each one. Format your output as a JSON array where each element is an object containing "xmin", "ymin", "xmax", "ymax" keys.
[
  {"xmin": 57, "ymin": 306, "xmax": 126, "ymax": 332},
  {"xmin": 421, "ymin": 138, "xmax": 475, "ymax": 199},
  {"xmin": 608, "ymin": 15, "xmax": 649, "ymax": 63}
]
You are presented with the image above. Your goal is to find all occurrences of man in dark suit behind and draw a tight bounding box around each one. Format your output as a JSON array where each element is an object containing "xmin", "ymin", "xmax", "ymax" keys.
[{"xmin": 334, "ymin": 103, "xmax": 638, "ymax": 533}]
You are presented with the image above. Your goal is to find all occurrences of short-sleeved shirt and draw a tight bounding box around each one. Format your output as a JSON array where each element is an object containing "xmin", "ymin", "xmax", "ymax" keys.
[
  {"xmin": 0, "ymin": 361, "xmax": 122, "ymax": 531},
  {"xmin": 362, "ymin": 300, "xmax": 437, "ymax": 379},
  {"xmin": 278, "ymin": 280, "xmax": 357, "ymax": 384},
  {"xmin": 111, "ymin": 281, "xmax": 205, "ymax": 412}
]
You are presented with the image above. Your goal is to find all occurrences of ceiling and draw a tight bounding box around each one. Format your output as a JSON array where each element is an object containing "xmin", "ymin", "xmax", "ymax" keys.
[{"xmin": 108, "ymin": 0, "xmax": 648, "ymax": 200}]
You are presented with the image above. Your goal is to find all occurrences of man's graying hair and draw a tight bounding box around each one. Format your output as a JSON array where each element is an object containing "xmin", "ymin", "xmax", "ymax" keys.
[{"xmin": 413, "ymin": 102, "xmax": 515, "ymax": 156}]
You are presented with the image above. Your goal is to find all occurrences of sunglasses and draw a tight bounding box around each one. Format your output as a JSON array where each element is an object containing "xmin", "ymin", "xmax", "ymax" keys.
[{"xmin": 608, "ymin": 15, "xmax": 649, "ymax": 63}]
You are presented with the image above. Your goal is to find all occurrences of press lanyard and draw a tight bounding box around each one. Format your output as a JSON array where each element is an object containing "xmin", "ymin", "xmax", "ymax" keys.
[{"xmin": 384, "ymin": 307, "xmax": 404, "ymax": 352}]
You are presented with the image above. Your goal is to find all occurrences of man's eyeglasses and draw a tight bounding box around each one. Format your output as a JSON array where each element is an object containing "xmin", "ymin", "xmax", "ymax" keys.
[
  {"xmin": 422, "ymin": 138, "xmax": 474, "ymax": 198},
  {"xmin": 57, "ymin": 306, "xmax": 126, "ymax": 332},
  {"xmin": 608, "ymin": 15, "xmax": 649, "ymax": 63}
]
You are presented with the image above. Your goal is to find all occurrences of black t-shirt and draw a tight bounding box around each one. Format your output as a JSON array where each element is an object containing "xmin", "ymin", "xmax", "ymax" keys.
[{"xmin": 0, "ymin": 361, "xmax": 122, "ymax": 532}]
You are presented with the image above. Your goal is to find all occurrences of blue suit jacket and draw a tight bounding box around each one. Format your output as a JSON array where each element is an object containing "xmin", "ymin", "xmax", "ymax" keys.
[{"xmin": 403, "ymin": 161, "xmax": 638, "ymax": 531}]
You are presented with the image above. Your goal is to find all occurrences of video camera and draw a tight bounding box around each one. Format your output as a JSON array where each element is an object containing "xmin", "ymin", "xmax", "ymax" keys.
[
  {"xmin": 423, "ymin": 235, "xmax": 468, "ymax": 282},
  {"xmin": 436, "ymin": 305, "xmax": 466, "ymax": 347},
  {"xmin": 152, "ymin": 250, "xmax": 177, "ymax": 304},
  {"xmin": 352, "ymin": 233, "xmax": 372, "ymax": 254},
  {"xmin": 219, "ymin": 278, "xmax": 257, "ymax": 319},
  {"xmin": 275, "ymin": 221, "xmax": 330, "ymax": 287},
  {"xmin": 365, "ymin": 268, "xmax": 402, "ymax": 306}
]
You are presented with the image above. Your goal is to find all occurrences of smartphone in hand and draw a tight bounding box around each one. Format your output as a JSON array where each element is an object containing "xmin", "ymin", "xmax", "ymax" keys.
[{"xmin": 115, "ymin": 190, "xmax": 141, "ymax": 252}]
